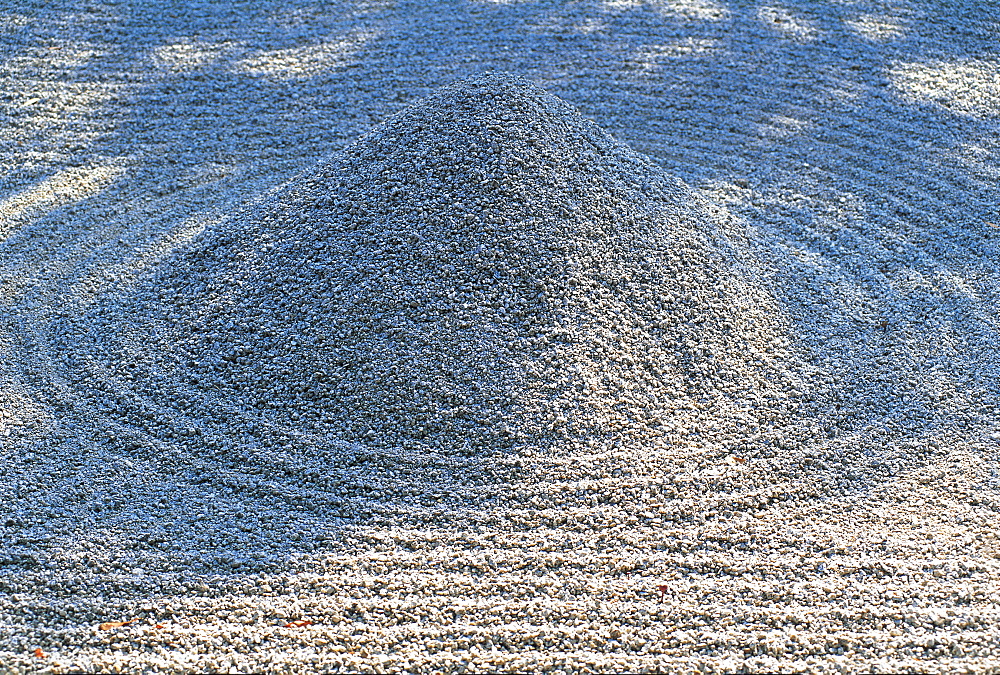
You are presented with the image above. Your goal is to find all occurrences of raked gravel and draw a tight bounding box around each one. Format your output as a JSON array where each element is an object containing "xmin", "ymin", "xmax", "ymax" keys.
[{"xmin": 1, "ymin": 1, "xmax": 999, "ymax": 673}]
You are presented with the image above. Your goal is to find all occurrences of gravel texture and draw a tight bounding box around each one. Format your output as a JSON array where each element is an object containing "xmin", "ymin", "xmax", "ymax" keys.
[
  {"xmin": 1, "ymin": 1, "xmax": 999, "ymax": 673},
  {"xmin": 62, "ymin": 73, "xmax": 797, "ymax": 459}
]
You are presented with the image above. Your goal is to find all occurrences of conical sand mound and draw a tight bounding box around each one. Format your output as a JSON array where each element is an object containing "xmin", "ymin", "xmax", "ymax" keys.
[{"xmin": 66, "ymin": 73, "xmax": 792, "ymax": 453}]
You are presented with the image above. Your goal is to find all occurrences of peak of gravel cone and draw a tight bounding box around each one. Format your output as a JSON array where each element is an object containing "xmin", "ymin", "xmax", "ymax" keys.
[{"xmin": 65, "ymin": 73, "xmax": 794, "ymax": 455}]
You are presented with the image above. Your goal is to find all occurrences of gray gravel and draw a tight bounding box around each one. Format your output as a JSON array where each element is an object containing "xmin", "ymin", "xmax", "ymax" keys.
[
  {"xmin": 63, "ymin": 73, "xmax": 796, "ymax": 459},
  {"xmin": 1, "ymin": 0, "xmax": 999, "ymax": 673}
]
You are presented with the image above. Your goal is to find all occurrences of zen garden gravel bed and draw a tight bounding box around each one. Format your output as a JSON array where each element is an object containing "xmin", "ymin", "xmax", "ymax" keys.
[{"xmin": 1, "ymin": 0, "xmax": 998, "ymax": 672}]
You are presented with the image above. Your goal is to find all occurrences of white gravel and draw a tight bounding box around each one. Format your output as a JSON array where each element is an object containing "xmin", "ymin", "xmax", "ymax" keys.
[{"xmin": 1, "ymin": 1, "xmax": 999, "ymax": 673}]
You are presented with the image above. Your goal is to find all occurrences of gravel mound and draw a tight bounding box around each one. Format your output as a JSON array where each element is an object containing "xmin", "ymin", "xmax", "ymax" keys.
[{"xmin": 65, "ymin": 73, "xmax": 792, "ymax": 455}]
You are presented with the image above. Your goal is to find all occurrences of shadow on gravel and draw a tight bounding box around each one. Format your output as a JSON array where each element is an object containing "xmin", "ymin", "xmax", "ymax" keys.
[
  {"xmin": 49, "ymin": 69, "xmax": 781, "ymax": 548},
  {"xmin": 1, "ymin": 0, "xmax": 996, "ymax": 570}
]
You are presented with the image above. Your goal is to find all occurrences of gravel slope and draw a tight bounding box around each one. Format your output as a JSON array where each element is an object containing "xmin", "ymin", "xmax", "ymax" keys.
[
  {"xmin": 1, "ymin": 1, "xmax": 999, "ymax": 673},
  {"xmin": 60, "ymin": 73, "xmax": 796, "ymax": 459}
]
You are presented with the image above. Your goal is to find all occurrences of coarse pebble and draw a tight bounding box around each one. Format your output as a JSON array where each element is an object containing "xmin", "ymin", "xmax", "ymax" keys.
[{"xmin": 0, "ymin": 1, "xmax": 998, "ymax": 674}]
